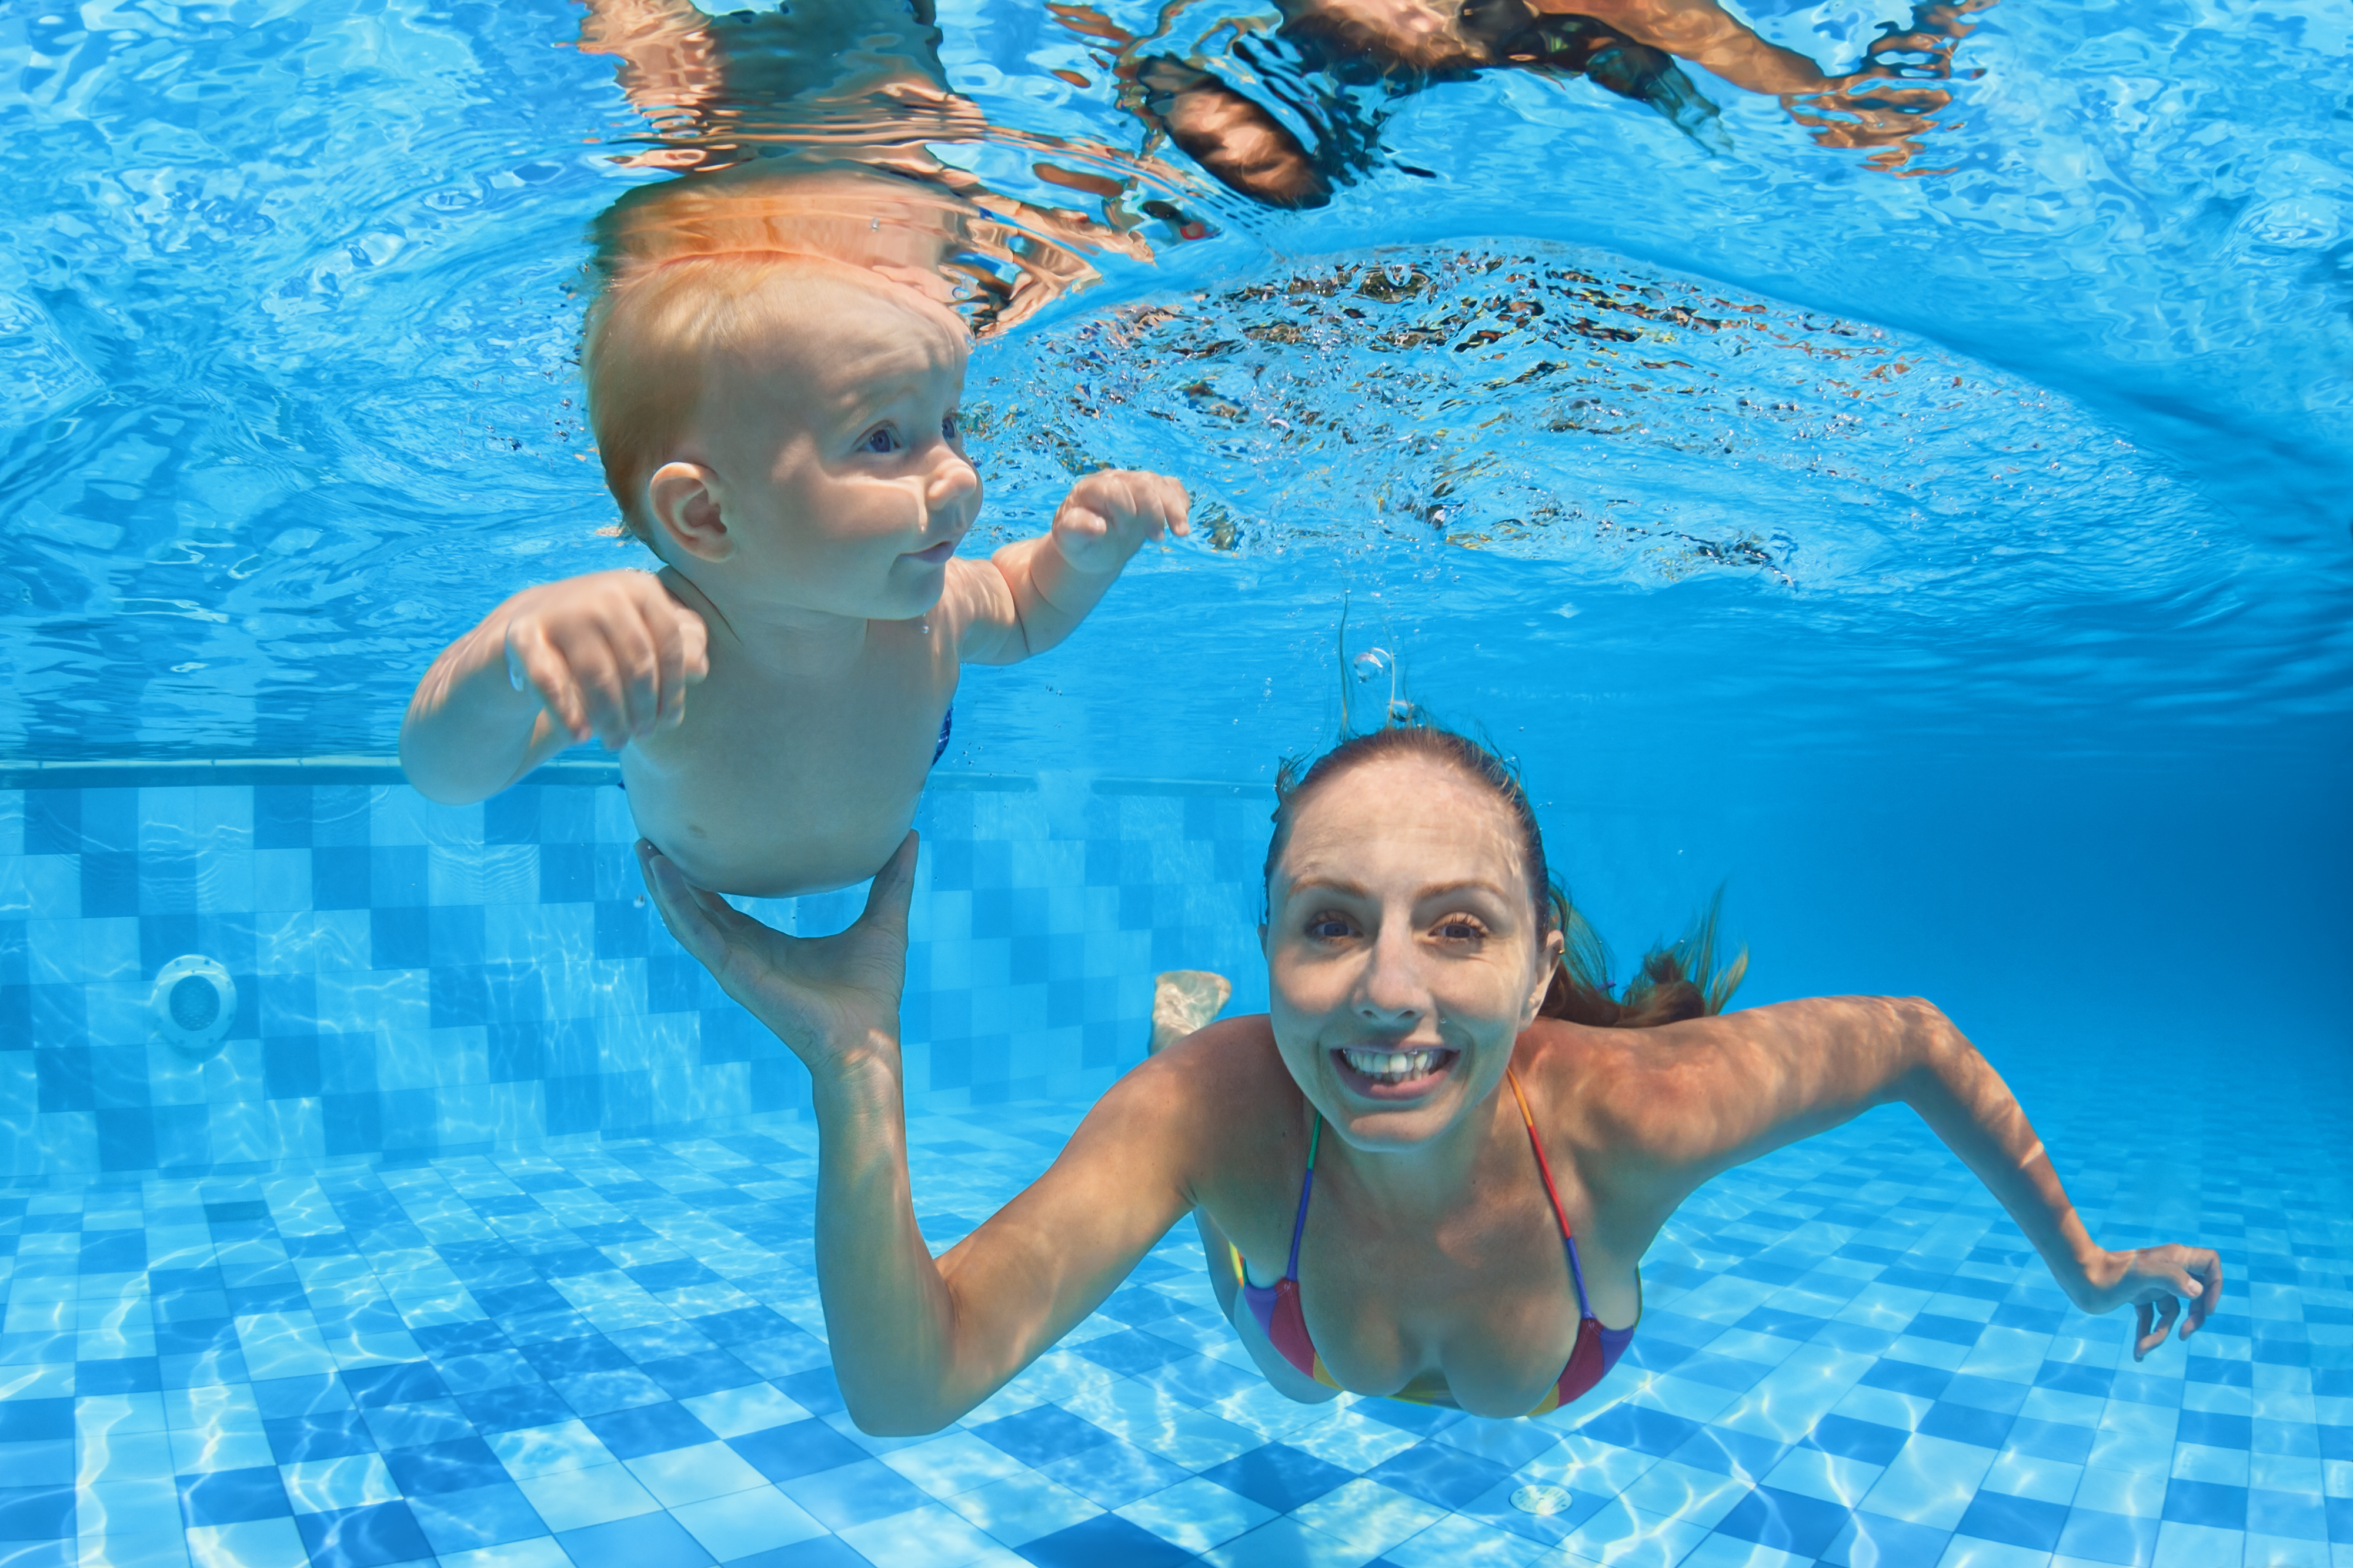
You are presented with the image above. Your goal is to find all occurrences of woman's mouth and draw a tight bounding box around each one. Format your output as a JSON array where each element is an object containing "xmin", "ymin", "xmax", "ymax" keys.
[{"xmin": 1333, "ymin": 1045, "xmax": 1457, "ymax": 1098}]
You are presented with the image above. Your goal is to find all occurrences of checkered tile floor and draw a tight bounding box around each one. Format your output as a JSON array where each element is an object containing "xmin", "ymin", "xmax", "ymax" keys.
[{"xmin": 2, "ymin": 1096, "xmax": 2347, "ymax": 1568}]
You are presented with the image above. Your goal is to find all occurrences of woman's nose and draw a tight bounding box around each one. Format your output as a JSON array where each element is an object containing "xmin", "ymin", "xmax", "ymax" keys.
[{"xmin": 1356, "ymin": 924, "xmax": 1429, "ymax": 1024}]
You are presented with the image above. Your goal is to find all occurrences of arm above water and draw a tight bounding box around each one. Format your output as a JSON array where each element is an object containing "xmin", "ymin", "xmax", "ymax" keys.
[
  {"xmin": 1575, "ymin": 998, "xmax": 2221, "ymax": 1359},
  {"xmin": 638, "ymin": 834, "xmax": 1213, "ymax": 1434}
]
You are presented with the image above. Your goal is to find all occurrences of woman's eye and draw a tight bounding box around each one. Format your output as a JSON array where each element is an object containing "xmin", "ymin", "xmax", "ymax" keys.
[
  {"xmin": 942, "ymin": 412, "xmax": 960, "ymax": 442},
  {"xmin": 1306, "ymin": 915, "xmax": 1354, "ymax": 940},
  {"xmin": 1435, "ymin": 918, "xmax": 1486, "ymax": 942},
  {"xmin": 860, "ymin": 425, "xmax": 903, "ymax": 454}
]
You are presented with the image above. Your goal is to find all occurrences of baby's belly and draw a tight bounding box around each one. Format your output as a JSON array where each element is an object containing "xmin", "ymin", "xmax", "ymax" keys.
[{"xmin": 619, "ymin": 755, "xmax": 924, "ymax": 899}]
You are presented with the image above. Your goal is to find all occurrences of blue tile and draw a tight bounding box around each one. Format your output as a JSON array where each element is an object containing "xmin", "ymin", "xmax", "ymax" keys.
[
  {"xmin": 1714, "ymin": 1485, "xmax": 1851, "ymax": 1557},
  {"xmin": 2161, "ymin": 1478, "xmax": 2247, "ymax": 1529},
  {"xmin": 0, "ymin": 1487, "xmax": 74, "ymax": 1541},
  {"xmin": 1017, "ymin": 1513, "xmax": 1196, "ymax": 1568},
  {"xmin": 1571, "ymin": 1402, "xmax": 1704, "ymax": 1457},
  {"xmin": 341, "ymin": 1360, "xmax": 449, "ymax": 1408},
  {"xmin": 1368, "ymin": 1440, "xmax": 1514, "ymax": 1512},
  {"xmin": 777, "ymin": 1457, "xmax": 932, "ymax": 1530},
  {"xmin": 727, "ymin": 1418, "xmax": 869, "ymax": 1483},
  {"xmin": 2036, "ymin": 1360, "xmax": 2114, "ymax": 1397},
  {"xmin": 559, "ymin": 1512, "xmax": 713, "ymax": 1568},
  {"xmin": 638, "ymin": 1350, "xmax": 760, "ymax": 1399},
  {"xmin": 970, "ymin": 1405, "xmax": 1114, "ymax": 1467},
  {"xmin": 178, "ymin": 1467, "xmax": 292, "ymax": 1527},
  {"xmin": 292, "ymin": 1502, "xmax": 434, "ymax": 1568},
  {"xmin": 2331, "ymin": 1497, "xmax": 2353, "ymax": 1546},
  {"xmin": 520, "ymin": 1335, "xmax": 632, "ymax": 1378},
  {"xmin": 455, "ymin": 1382, "xmax": 573, "ymax": 1433},
  {"xmin": 381, "ymin": 1436, "xmax": 505, "ymax": 1495},
  {"xmin": 1860, "ymin": 1359, "xmax": 1953, "ymax": 1399},
  {"xmin": 583, "ymin": 1401, "xmax": 716, "ymax": 1459},
  {"xmin": 403, "ymin": 1482, "xmax": 546, "ymax": 1555},
  {"xmin": 1199, "ymin": 1442, "xmax": 1354, "ymax": 1512},
  {"xmin": 1956, "ymin": 1491, "xmax": 2070, "ymax": 1552},
  {"xmin": 1824, "ymin": 1509, "xmax": 1948, "ymax": 1567},
  {"xmin": 2058, "ymin": 1507, "xmax": 2160, "ymax": 1566},
  {"xmin": 413, "ymin": 1320, "xmax": 510, "ymax": 1358},
  {"xmin": 2177, "ymin": 1410, "xmax": 2253, "ymax": 1449},
  {"xmin": 1071, "ymin": 1327, "xmax": 1192, "ymax": 1375},
  {"xmin": 1805, "ymin": 1414, "xmax": 1911, "ymax": 1466},
  {"xmin": 359, "ymin": 1399, "xmax": 473, "ymax": 1452},
  {"xmin": 1919, "ymin": 1400, "xmax": 2012, "ymax": 1449},
  {"xmin": 263, "ymin": 1412, "xmax": 376, "ymax": 1463},
  {"xmin": 0, "ymin": 1402, "xmax": 70, "ymax": 1444},
  {"xmin": 2248, "ymin": 1487, "xmax": 2330, "ymax": 1542}
]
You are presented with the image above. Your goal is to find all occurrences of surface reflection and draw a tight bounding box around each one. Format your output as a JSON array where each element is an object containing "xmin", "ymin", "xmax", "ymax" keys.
[
  {"xmin": 1054, "ymin": 0, "xmax": 1996, "ymax": 203},
  {"xmin": 578, "ymin": 0, "xmax": 1206, "ymax": 335}
]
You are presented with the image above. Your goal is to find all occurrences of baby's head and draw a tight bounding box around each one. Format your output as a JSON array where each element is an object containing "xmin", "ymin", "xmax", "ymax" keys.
[{"xmin": 584, "ymin": 247, "xmax": 980, "ymax": 621}]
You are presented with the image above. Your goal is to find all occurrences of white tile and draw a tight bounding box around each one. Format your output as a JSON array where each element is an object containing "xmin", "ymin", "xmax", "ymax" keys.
[
  {"xmin": 839, "ymin": 1502, "xmax": 1021, "ymax": 1567},
  {"xmin": 1670, "ymin": 1534, "xmax": 1810, "ymax": 1568},
  {"xmin": 680, "ymin": 1382, "xmax": 811, "ymax": 1436},
  {"xmin": 2152, "ymin": 1522, "xmax": 2242, "ymax": 1568},
  {"xmin": 669, "ymin": 1483, "xmax": 830, "ymax": 1560},
  {"xmin": 1858, "ymin": 1433, "xmax": 1996, "ymax": 1531},
  {"xmin": 1936, "ymin": 1536, "xmax": 2052, "ymax": 1568},
  {"xmin": 2170, "ymin": 1442, "xmax": 2250, "ymax": 1484},
  {"xmin": 488, "ymin": 1419, "xmax": 616, "ymax": 1479},
  {"xmin": 1761, "ymin": 1445, "xmax": 1882, "ymax": 1506},
  {"xmin": 1565, "ymin": 1500, "xmax": 1711, "ymax": 1568},
  {"xmin": 1618, "ymin": 1460, "xmax": 1751, "ymax": 1529},
  {"xmin": 943, "ymin": 1471, "xmax": 1105, "ymax": 1547},
  {"xmin": 1383, "ymin": 1512, "xmax": 1551, "ymax": 1566},
  {"xmin": 512, "ymin": 1459, "xmax": 659, "ymax": 1532},
  {"xmin": 1119, "ymin": 1475, "xmax": 1277, "ymax": 1553},
  {"xmin": 1984, "ymin": 1450, "xmax": 2082, "ymax": 1505},
  {"xmin": 880, "ymin": 1430, "xmax": 1031, "ymax": 1498},
  {"xmin": 183, "ymin": 1520, "xmax": 307, "ymax": 1568},
  {"xmin": 623, "ymin": 1440, "xmax": 770, "ymax": 1506},
  {"xmin": 1290, "ymin": 1478, "xmax": 1449, "ymax": 1558},
  {"xmin": 436, "ymin": 1539, "xmax": 574, "ymax": 1568}
]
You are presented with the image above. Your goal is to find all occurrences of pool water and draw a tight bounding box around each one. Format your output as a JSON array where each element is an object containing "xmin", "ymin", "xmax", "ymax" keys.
[{"xmin": 4, "ymin": 0, "xmax": 2351, "ymax": 1566}]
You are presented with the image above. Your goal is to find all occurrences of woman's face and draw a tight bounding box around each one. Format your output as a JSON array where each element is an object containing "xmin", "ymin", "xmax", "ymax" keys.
[{"xmin": 1264, "ymin": 754, "xmax": 1562, "ymax": 1152}]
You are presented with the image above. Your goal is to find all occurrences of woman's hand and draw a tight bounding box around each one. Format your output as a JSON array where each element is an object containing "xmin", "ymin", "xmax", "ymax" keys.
[
  {"xmin": 2077, "ymin": 1244, "xmax": 2224, "ymax": 1362},
  {"xmin": 638, "ymin": 833, "xmax": 918, "ymax": 1076}
]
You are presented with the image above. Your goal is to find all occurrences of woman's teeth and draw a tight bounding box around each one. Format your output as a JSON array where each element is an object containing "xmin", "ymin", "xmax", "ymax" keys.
[{"xmin": 1340, "ymin": 1047, "xmax": 1446, "ymax": 1085}]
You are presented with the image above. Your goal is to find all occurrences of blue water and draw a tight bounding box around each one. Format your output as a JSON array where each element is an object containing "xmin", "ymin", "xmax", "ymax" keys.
[{"xmin": 2, "ymin": 2, "xmax": 2350, "ymax": 1567}]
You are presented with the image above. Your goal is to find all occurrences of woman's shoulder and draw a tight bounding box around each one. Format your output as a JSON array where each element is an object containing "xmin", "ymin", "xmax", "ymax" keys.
[{"xmin": 1108, "ymin": 1014, "xmax": 1301, "ymax": 1149}]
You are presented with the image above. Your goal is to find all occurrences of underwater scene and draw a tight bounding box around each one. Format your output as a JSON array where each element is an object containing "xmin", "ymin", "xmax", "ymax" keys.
[{"xmin": 1, "ymin": 2, "xmax": 2349, "ymax": 1568}]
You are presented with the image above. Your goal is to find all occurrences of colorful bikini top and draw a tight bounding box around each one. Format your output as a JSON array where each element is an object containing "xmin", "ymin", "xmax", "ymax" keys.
[{"xmin": 1233, "ymin": 1067, "xmax": 1637, "ymax": 1417}]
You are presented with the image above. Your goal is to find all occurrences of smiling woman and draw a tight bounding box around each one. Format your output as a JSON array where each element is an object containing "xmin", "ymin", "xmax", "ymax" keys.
[{"xmin": 638, "ymin": 716, "xmax": 2226, "ymax": 1431}]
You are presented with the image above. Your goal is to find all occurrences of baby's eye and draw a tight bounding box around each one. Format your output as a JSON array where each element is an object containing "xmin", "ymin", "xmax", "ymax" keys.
[
  {"xmin": 859, "ymin": 424, "xmax": 903, "ymax": 454},
  {"xmin": 942, "ymin": 412, "xmax": 961, "ymax": 442}
]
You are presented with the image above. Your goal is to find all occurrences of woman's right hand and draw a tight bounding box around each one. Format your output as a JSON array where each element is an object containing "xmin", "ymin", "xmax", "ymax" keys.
[{"xmin": 638, "ymin": 833, "xmax": 917, "ymax": 1077}]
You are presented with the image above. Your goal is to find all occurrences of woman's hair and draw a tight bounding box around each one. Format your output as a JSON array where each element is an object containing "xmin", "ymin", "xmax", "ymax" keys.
[{"xmin": 1263, "ymin": 716, "xmax": 1745, "ymax": 1029}]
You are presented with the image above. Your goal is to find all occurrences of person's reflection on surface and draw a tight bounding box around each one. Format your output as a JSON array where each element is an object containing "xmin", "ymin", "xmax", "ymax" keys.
[
  {"xmin": 1054, "ymin": 0, "xmax": 1995, "ymax": 208},
  {"xmin": 578, "ymin": 0, "xmax": 1205, "ymax": 330}
]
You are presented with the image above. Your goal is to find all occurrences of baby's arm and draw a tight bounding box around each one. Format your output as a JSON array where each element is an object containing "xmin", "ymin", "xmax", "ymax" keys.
[
  {"xmin": 400, "ymin": 570, "xmax": 709, "ymax": 804},
  {"xmin": 957, "ymin": 470, "xmax": 1190, "ymax": 666}
]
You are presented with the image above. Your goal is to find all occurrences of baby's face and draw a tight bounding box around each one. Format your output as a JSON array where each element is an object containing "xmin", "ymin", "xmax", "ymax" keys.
[{"xmin": 701, "ymin": 275, "xmax": 980, "ymax": 621}]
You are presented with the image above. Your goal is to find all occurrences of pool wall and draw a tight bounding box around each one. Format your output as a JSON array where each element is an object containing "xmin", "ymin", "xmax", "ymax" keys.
[{"xmin": 0, "ymin": 769, "xmax": 1278, "ymax": 1180}]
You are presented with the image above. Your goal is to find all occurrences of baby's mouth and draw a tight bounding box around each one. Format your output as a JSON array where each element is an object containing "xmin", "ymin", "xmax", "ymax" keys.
[
  {"xmin": 908, "ymin": 539, "xmax": 955, "ymax": 564},
  {"xmin": 1333, "ymin": 1045, "xmax": 1457, "ymax": 1097}
]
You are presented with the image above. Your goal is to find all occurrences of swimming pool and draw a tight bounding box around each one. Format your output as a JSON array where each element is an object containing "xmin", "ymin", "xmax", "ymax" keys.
[{"xmin": 2, "ymin": 1, "xmax": 2349, "ymax": 1566}]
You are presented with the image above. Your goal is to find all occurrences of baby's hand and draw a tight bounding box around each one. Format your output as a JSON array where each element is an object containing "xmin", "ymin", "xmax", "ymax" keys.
[
  {"xmin": 1049, "ymin": 470, "xmax": 1191, "ymax": 576},
  {"xmin": 502, "ymin": 570, "xmax": 710, "ymax": 750}
]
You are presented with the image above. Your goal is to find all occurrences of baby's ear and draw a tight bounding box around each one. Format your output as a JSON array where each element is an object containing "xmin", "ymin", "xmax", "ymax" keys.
[{"xmin": 648, "ymin": 462, "xmax": 730, "ymax": 561}]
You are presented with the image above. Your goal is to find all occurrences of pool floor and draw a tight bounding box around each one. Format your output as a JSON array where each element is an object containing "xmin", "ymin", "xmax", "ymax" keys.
[{"xmin": 2, "ymin": 1099, "xmax": 2345, "ymax": 1568}]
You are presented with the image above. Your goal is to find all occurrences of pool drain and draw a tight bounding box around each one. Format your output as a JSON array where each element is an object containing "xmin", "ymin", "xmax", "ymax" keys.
[
  {"xmin": 1511, "ymin": 1485, "xmax": 1576, "ymax": 1515},
  {"xmin": 152, "ymin": 956, "xmax": 236, "ymax": 1056}
]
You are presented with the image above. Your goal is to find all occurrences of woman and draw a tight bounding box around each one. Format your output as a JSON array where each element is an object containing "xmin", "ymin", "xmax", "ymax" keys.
[{"xmin": 638, "ymin": 723, "xmax": 2219, "ymax": 1430}]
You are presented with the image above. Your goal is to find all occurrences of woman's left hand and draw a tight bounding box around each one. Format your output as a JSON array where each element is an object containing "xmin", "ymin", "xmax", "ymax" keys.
[
  {"xmin": 2078, "ymin": 1244, "xmax": 2224, "ymax": 1362},
  {"xmin": 637, "ymin": 833, "xmax": 917, "ymax": 1078}
]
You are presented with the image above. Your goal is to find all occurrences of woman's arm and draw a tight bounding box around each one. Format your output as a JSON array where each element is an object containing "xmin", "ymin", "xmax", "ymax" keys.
[
  {"xmin": 1581, "ymin": 998, "xmax": 2221, "ymax": 1359},
  {"xmin": 639, "ymin": 835, "xmax": 1209, "ymax": 1432}
]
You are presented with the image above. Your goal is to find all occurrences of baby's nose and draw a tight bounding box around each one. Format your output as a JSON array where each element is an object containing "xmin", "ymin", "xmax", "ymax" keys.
[{"xmin": 927, "ymin": 447, "xmax": 980, "ymax": 504}]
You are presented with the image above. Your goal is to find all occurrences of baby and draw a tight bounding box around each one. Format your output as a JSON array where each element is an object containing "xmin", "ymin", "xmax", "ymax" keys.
[{"xmin": 400, "ymin": 249, "xmax": 1187, "ymax": 896}]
